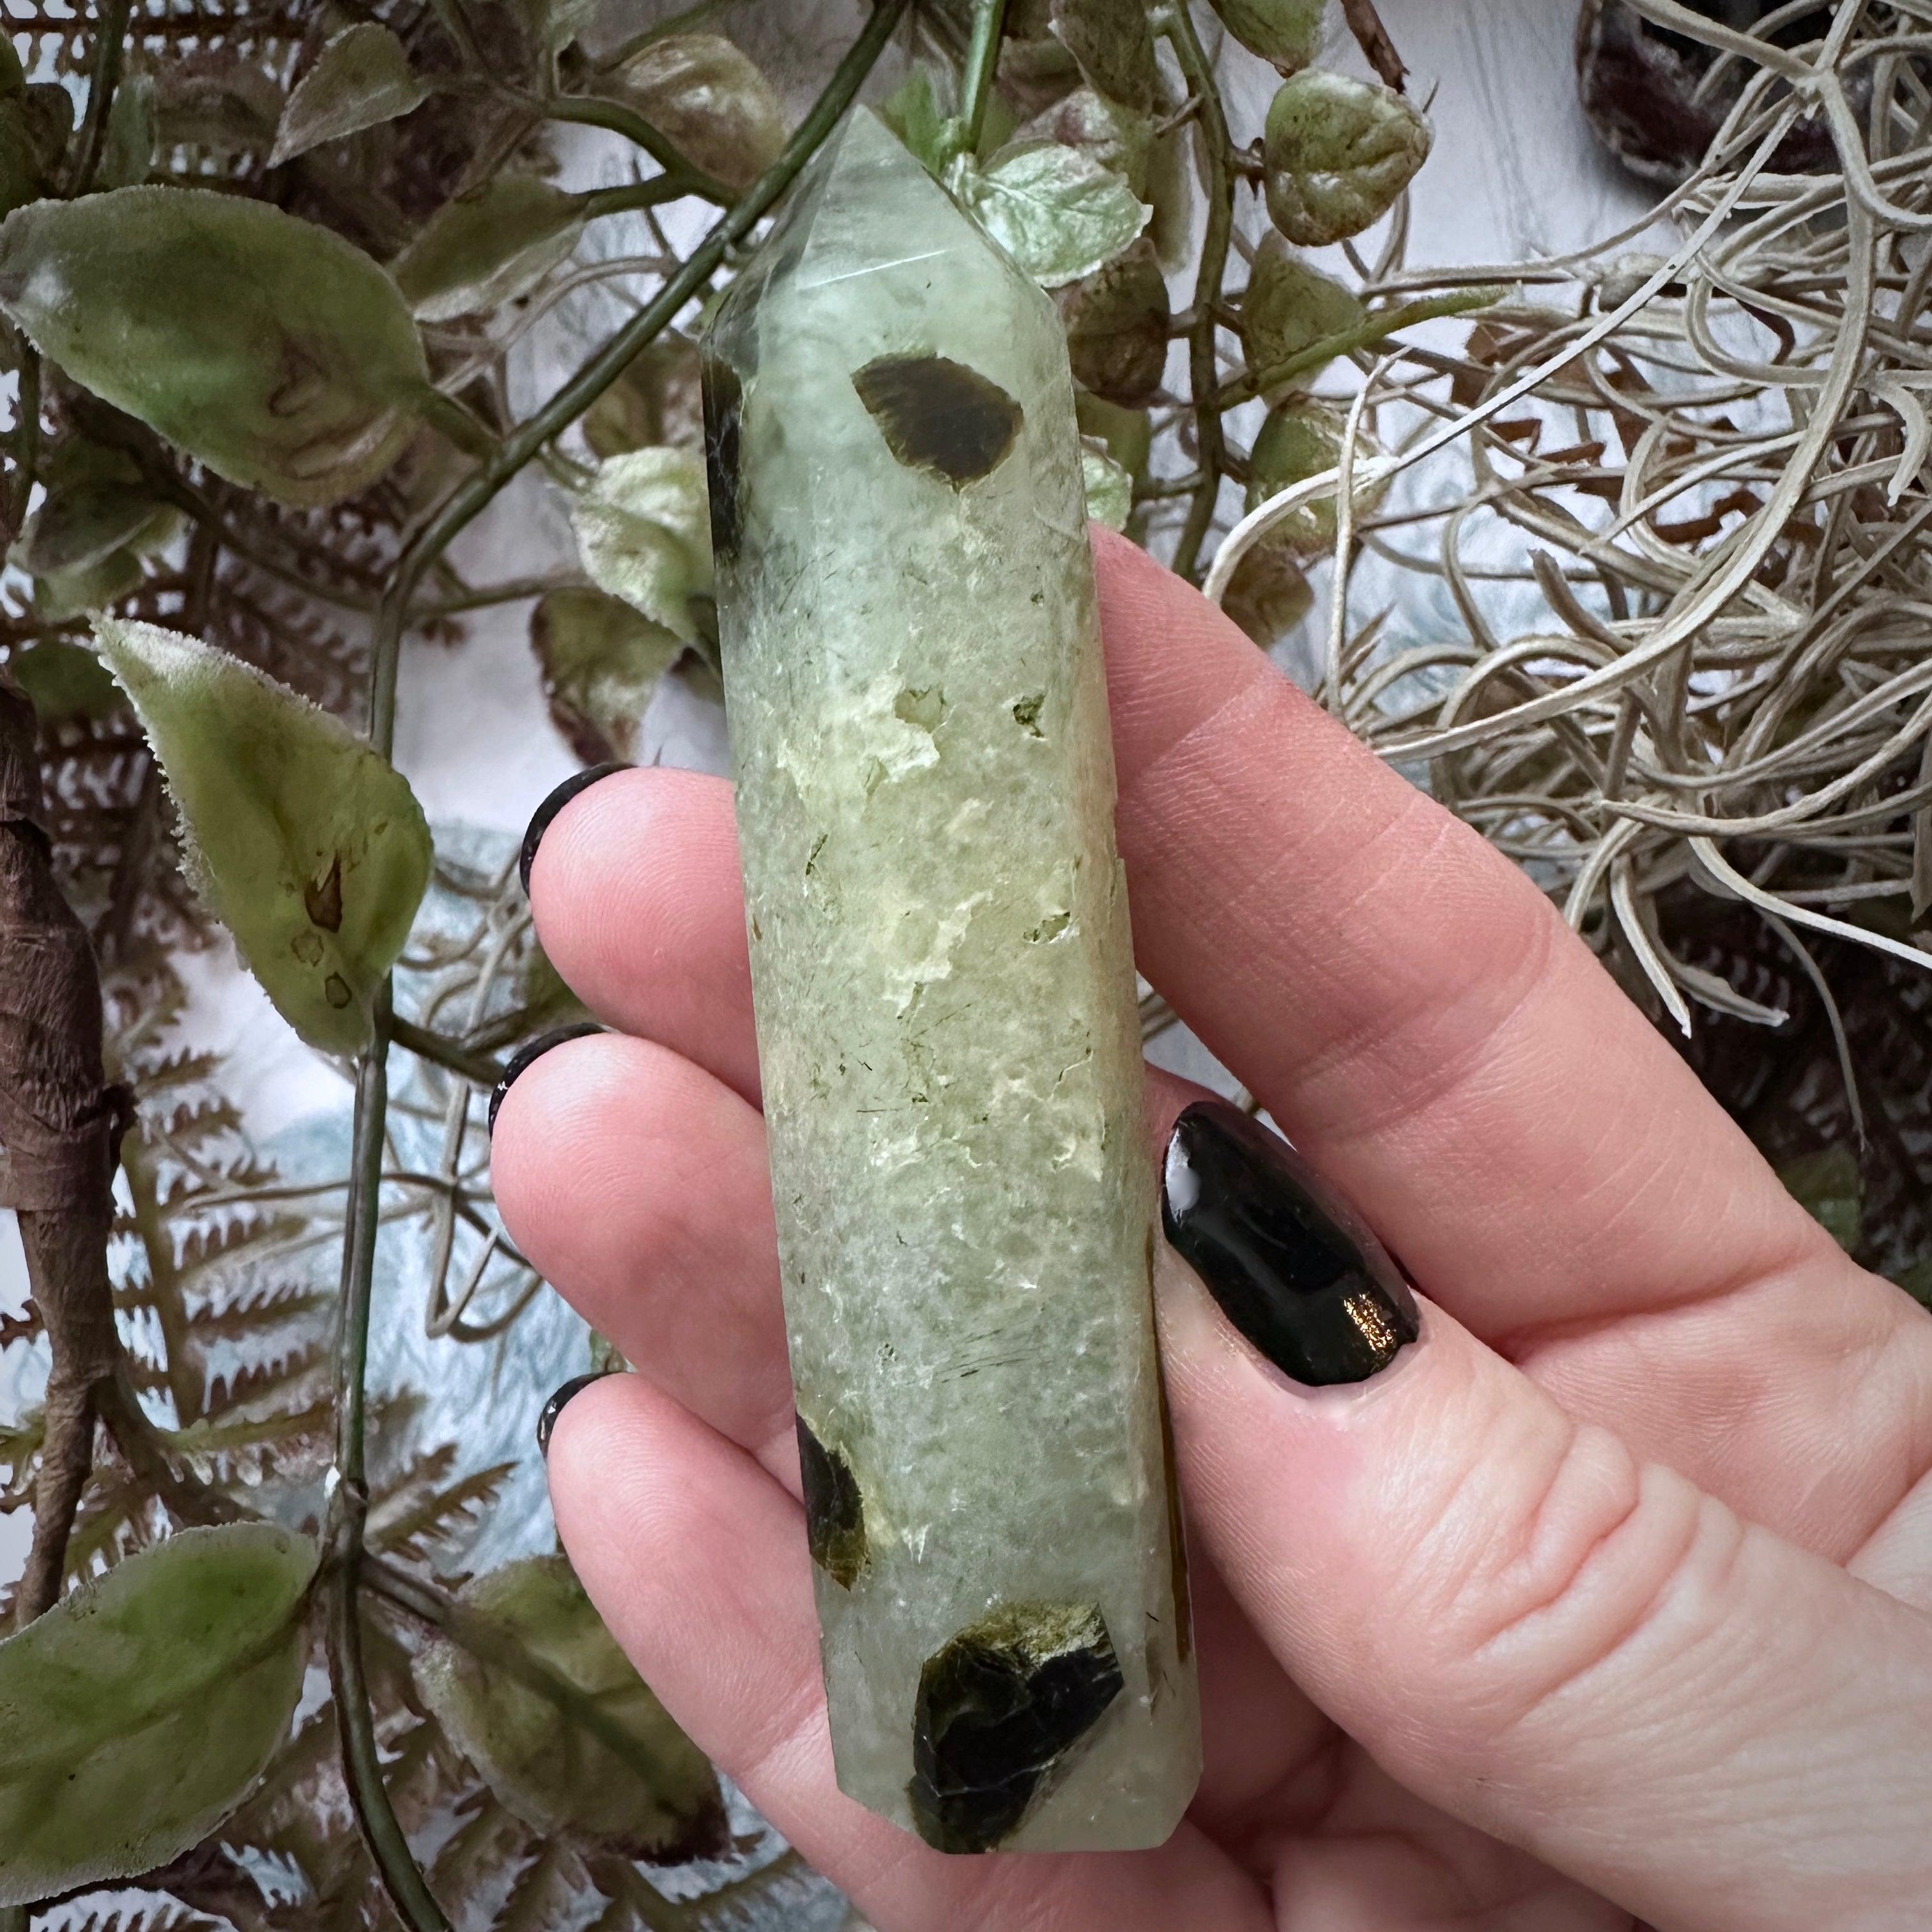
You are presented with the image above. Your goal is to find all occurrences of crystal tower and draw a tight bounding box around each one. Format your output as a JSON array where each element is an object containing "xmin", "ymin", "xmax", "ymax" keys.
[{"xmin": 702, "ymin": 110, "xmax": 1200, "ymax": 1854}]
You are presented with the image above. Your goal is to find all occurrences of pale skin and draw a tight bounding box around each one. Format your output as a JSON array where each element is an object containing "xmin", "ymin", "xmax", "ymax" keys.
[{"xmin": 491, "ymin": 530, "xmax": 1932, "ymax": 1932}]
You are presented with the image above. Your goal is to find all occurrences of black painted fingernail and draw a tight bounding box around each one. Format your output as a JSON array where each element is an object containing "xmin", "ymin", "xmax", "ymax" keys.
[
  {"xmin": 520, "ymin": 762, "xmax": 629, "ymax": 895},
  {"xmin": 1162, "ymin": 1100, "xmax": 1419, "ymax": 1386},
  {"xmin": 537, "ymin": 1372, "xmax": 614, "ymax": 1457},
  {"xmin": 488, "ymin": 1022, "xmax": 602, "ymax": 1136}
]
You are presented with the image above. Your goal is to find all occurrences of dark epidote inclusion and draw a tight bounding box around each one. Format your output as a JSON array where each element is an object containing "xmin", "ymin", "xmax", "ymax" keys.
[
  {"xmin": 701, "ymin": 355, "xmax": 744, "ymax": 562},
  {"xmin": 852, "ymin": 354, "xmax": 1025, "ymax": 488},
  {"xmin": 908, "ymin": 1603, "xmax": 1125, "ymax": 1854},
  {"xmin": 797, "ymin": 1414, "xmax": 869, "ymax": 1590}
]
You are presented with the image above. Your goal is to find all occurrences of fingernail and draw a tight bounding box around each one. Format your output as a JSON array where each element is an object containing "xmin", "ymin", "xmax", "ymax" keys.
[
  {"xmin": 519, "ymin": 762, "xmax": 629, "ymax": 896},
  {"xmin": 1161, "ymin": 1099, "xmax": 1419, "ymax": 1386},
  {"xmin": 537, "ymin": 1371, "xmax": 615, "ymax": 1457},
  {"xmin": 488, "ymin": 1022, "xmax": 602, "ymax": 1136}
]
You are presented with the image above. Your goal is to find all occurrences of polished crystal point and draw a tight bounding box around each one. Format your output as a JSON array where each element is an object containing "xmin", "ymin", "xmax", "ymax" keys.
[{"xmin": 702, "ymin": 109, "xmax": 1200, "ymax": 1854}]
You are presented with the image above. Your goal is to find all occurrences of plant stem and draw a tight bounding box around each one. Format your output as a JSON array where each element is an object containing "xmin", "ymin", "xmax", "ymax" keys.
[
  {"xmin": 543, "ymin": 96, "xmax": 734, "ymax": 206},
  {"xmin": 1162, "ymin": 1, "xmax": 1237, "ymax": 583},
  {"xmin": 390, "ymin": 1015, "xmax": 506, "ymax": 1088},
  {"xmin": 579, "ymin": 176, "xmax": 701, "ymax": 220},
  {"xmin": 364, "ymin": 0, "xmax": 909, "ymax": 751},
  {"xmin": 1215, "ymin": 288, "xmax": 1503, "ymax": 410},
  {"xmin": 957, "ymin": 0, "xmax": 1011, "ymax": 160},
  {"xmin": 325, "ymin": 995, "xmax": 450, "ymax": 1932},
  {"xmin": 65, "ymin": 0, "xmax": 133, "ymax": 196}
]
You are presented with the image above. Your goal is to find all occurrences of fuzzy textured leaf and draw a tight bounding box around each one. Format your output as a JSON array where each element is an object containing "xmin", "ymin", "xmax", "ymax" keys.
[
  {"xmin": 100, "ymin": 70, "xmax": 156, "ymax": 188},
  {"xmin": 571, "ymin": 447, "xmax": 712, "ymax": 645},
  {"xmin": 956, "ymin": 140, "xmax": 1149, "ymax": 288},
  {"xmin": 1019, "ymin": 86, "xmax": 1154, "ymax": 195},
  {"xmin": 605, "ymin": 33, "xmax": 785, "ymax": 192},
  {"xmin": 93, "ymin": 617, "xmax": 434, "ymax": 1055},
  {"xmin": 393, "ymin": 176, "xmax": 585, "ymax": 323},
  {"xmin": 0, "ymin": 188, "xmax": 429, "ymax": 507},
  {"xmin": 1205, "ymin": 0, "xmax": 1328, "ymax": 74},
  {"xmin": 0, "ymin": 1522, "xmax": 316, "ymax": 1907},
  {"xmin": 1263, "ymin": 67, "xmax": 1431, "ymax": 246},
  {"xmin": 1061, "ymin": 234, "xmax": 1169, "ymax": 404},
  {"xmin": 1080, "ymin": 445, "xmax": 1132, "ymax": 530},
  {"xmin": 270, "ymin": 24, "xmax": 429, "ymax": 167},
  {"xmin": 13, "ymin": 438, "xmax": 180, "ymax": 581},
  {"xmin": 879, "ymin": 67, "xmax": 953, "ymax": 176},
  {"xmin": 532, "ymin": 587, "xmax": 683, "ymax": 763},
  {"xmin": 1221, "ymin": 533, "xmax": 1314, "ymax": 645},
  {"xmin": 1049, "ymin": 0, "xmax": 1158, "ymax": 114},
  {"xmin": 1244, "ymin": 396, "xmax": 1383, "ymax": 555},
  {"xmin": 1239, "ymin": 231, "xmax": 1363, "ymax": 381},
  {"xmin": 413, "ymin": 1556, "xmax": 724, "ymax": 1858}
]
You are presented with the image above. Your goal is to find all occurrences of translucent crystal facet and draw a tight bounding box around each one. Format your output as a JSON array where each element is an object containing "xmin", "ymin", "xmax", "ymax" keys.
[{"xmin": 702, "ymin": 110, "xmax": 1200, "ymax": 1853}]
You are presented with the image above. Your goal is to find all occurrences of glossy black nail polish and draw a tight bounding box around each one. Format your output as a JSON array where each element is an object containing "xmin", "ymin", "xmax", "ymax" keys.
[
  {"xmin": 519, "ymin": 762, "xmax": 629, "ymax": 895},
  {"xmin": 537, "ymin": 1372, "xmax": 613, "ymax": 1457},
  {"xmin": 488, "ymin": 1022, "xmax": 602, "ymax": 1135},
  {"xmin": 1162, "ymin": 1100, "xmax": 1418, "ymax": 1386}
]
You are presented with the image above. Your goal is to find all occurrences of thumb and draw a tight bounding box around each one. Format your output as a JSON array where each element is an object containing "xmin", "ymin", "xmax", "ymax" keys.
[{"xmin": 1158, "ymin": 1102, "xmax": 1932, "ymax": 1932}]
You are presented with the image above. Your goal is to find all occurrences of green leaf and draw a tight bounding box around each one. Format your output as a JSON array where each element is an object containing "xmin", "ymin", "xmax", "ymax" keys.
[
  {"xmin": 152, "ymin": 54, "xmax": 284, "ymax": 157},
  {"xmin": 1080, "ymin": 444, "xmax": 1132, "ymax": 531},
  {"xmin": 413, "ymin": 1555, "xmax": 724, "ymax": 1859},
  {"xmin": 532, "ymin": 586, "xmax": 683, "ymax": 763},
  {"xmin": 1204, "ymin": 0, "xmax": 1327, "ymax": 75},
  {"xmin": 93, "ymin": 617, "xmax": 434, "ymax": 1055},
  {"xmin": 605, "ymin": 33, "xmax": 786, "ymax": 193},
  {"xmin": 1238, "ymin": 231, "xmax": 1363, "ymax": 383},
  {"xmin": 581, "ymin": 333, "xmax": 703, "ymax": 460},
  {"xmin": 1777, "ymin": 1145, "xmax": 1863, "ymax": 1254},
  {"xmin": 0, "ymin": 188, "xmax": 429, "ymax": 508},
  {"xmin": 32, "ymin": 549, "xmax": 145, "ymax": 623},
  {"xmin": 570, "ymin": 447, "xmax": 712, "ymax": 645},
  {"xmin": 1018, "ymin": 86, "xmax": 1154, "ymax": 195},
  {"xmin": 13, "ymin": 438, "xmax": 180, "ymax": 581},
  {"xmin": 100, "ymin": 70, "xmax": 157, "ymax": 188},
  {"xmin": 392, "ymin": 176, "xmax": 585, "ymax": 324},
  {"xmin": 1075, "ymin": 390, "xmax": 1153, "ymax": 479},
  {"xmin": 1244, "ymin": 396, "xmax": 1383, "ymax": 556},
  {"xmin": 956, "ymin": 140, "xmax": 1149, "ymax": 289},
  {"xmin": 1263, "ymin": 68, "xmax": 1431, "ymax": 246},
  {"xmin": 879, "ymin": 67, "xmax": 953, "ymax": 177},
  {"xmin": 1049, "ymin": 0, "xmax": 1158, "ymax": 114},
  {"xmin": 1220, "ymin": 533, "xmax": 1313, "ymax": 646},
  {"xmin": 0, "ymin": 1522, "xmax": 316, "ymax": 1907},
  {"xmin": 270, "ymin": 24, "xmax": 429, "ymax": 168},
  {"xmin": 8, "ymin": 638, "xmax": 123, "ymax": 724},
  {"xmin": 1060, "ymin": 233, "xmax": 1169, "ymax": 405},
  {"xmin": 0, "ymin": 105, "xmax": 43, "ymax": 224}
]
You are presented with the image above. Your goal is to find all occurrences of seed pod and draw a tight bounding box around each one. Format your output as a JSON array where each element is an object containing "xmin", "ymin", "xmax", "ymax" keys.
[
  {"xmin": 1262, "ymin": 67, "xmax": 1430, "ymax": 246},
  {"xmin": 1059, "ymin": 235, "xmax": 1170, "ymax": 404},
  {"xmin": 1203, "ymin": 0, "xmax": 1327, "ymax": 76}
]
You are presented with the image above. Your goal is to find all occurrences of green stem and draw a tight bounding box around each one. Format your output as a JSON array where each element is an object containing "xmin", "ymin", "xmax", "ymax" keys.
[
  {"xmin": 1215, "ymin": 288, "xmax": 1503, "ymax": 410},
  {"xmin": 390, "ymin": 1015, "xmax": 506, "ymax": 1088},
  {"xmin": 1161, "ymin": 1, "xmax": 1236, "ymax": 583},
  {"xmin": 365, "ymin": 0, "xmax": 910, "ymax": 755},
  {"xmin": 325, "ymin": 997, "xmax": 450, "ymax": 1932},
  {"xmin": 956, "ymin": 0, "xmax": 1011, "ymax": 160},
  {"xmin": 544, "ymin": 96, "xmax": 734, "ymax": 206},
  {"xmin": 579, "ymin": 176, "xmax": 701, "ymax": 220},
  {"xmin": 66, "ymin": 0, "xmax": 133, "ymax": 195},
  {"xmin": 416, "ymin": 388, "xmax": 501, "ymax": 463}
]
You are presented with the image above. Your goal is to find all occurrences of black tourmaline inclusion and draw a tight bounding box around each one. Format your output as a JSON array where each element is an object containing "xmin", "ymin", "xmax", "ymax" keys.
[
  {"xmin": 796, "ymin": 1414, "xmax": 868, "ymax": 1589},
  {"xmin": 852, "ymin": 353, "xmax": 1023, "ymax": 488},
  {"xmin": 907, "ymin": 1602, "xmax": 1123, "ymax": 1853},
  {"xmin": 701, "ymin": 355, "xmax": 744, "ymax": 561}
]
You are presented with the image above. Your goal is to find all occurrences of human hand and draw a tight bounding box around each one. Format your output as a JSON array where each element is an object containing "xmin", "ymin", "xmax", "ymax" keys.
[{"xmin": 490, "ymin": 531, "xmax": 1932, "ymax": 1932}]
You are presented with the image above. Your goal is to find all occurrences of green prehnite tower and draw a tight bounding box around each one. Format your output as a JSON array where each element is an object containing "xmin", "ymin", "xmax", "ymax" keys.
[{"xmin": 701, "ymin": 109, "xmax": 1200, "ymax": 1855}]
